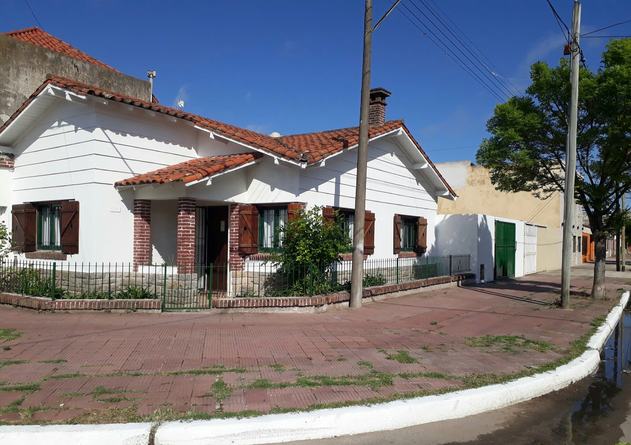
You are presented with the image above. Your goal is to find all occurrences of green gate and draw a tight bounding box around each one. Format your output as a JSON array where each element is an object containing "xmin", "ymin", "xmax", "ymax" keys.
[{"xmin": 495, "ymin": 221, "xmax": 516, "ymax": 279}]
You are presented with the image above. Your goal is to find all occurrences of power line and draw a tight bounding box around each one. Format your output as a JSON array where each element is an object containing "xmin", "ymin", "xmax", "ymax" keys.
[
  {"xmin": 22, "ymin": 0, "xmax": 43, "ymax": 28},
  {"xmin": 407, "ymin": 0, "xmax": 511, "ymax": 101},
  {"xmin": 397, "ymin": 2, "xmax": 508, "ymax": 102},
  {"xmin": 582, "ymin": 18, "xmax": 631, "ymax": 36},
  {"xmin": 419, "ymin": 0, "xmax": 519, "ymax": 98},
  {"xmin": 545, "ymin": 0, "xmax": 570, "ymax": 43},
  {"xmin": 582, "ymin": 35, "xmax": 631, "ymax": 39},
  {"xmin": 425, "ymin": 0, "xmax": 521, "ymax": 97}
]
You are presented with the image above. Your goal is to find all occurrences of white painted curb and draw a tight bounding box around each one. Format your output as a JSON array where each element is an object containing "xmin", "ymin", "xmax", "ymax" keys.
[
  {"xmin": 0, "ymin": 422, "xmax": 152, "ymax": 445},
  {"xmin": 154, "ymin": 290, "xmax": 630, "ymax": 445}
]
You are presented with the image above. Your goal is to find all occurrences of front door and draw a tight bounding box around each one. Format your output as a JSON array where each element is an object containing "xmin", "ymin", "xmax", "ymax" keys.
[
  {"xmin": 495, "ymin": 221, "xmax": 516, "ymax": 279},
  {"xmin": 206, "ymin": 207, "xmax": 228, "ymax": 291},
  {"xmin": 195, "ymin": 206, "xmax": 228, "ymax": 291}
]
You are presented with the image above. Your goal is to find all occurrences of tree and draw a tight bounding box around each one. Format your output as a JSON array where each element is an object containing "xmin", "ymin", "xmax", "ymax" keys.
[{"xmin": 477, "ymin": 39, "xmax": 631, "ymax": 299}]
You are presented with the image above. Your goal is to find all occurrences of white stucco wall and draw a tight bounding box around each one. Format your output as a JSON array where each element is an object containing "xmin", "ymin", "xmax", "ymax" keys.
[
  {"xmin": 5, "ymin": 93, "xmax": 448, "ymax": 264},
  {"xmin": 435, "ymin": 213, "xmax": 526, "ymax": 282}
]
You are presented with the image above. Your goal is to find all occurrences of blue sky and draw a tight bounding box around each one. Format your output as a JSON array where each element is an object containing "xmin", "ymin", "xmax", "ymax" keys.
[{"xmin": 3, "ymin": 0, "xmax": 630, "ymax": 163}]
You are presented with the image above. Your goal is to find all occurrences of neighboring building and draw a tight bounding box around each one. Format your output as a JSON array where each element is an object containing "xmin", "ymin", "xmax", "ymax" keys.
[
  {"xmin": 0, "ymin": 78, "xmax": 456, "ymax": 295},
  {"xmin": 0, "ymin": 27, "xmax": 151, "ymax": 123},
  {"xmin": 0, "ymin": 27, "xmax": 152, "ymax": 231},
  {"xmin": 434, "ymin": 161, "xmax": 589, "ymax": 281}
]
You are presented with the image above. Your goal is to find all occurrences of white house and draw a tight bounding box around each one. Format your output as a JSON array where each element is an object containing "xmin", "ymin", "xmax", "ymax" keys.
[{"xmin": 0, "ymin": 77, "xmax": 457, "ymax": 293}]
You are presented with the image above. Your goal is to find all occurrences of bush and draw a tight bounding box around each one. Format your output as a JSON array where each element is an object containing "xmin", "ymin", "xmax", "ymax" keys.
[
  {"xmin": 0, "ymin": 267, "xmax": 65, "ymax": 299},
  {"xmin": 265, "ymin": 207, "xmax": 349, "ymax": 296},
  {"xmin": 115, "ymin": 286, "xmax": 154, "ymax": 299},
  {"xmin": 0, "ymin": 222, "xmax": 9, "ymax": 262}
]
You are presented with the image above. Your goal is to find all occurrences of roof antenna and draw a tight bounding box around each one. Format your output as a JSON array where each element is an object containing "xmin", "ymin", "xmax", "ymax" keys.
[{"xmin": 146, "ymin": 70, "xmax": 157, "ymax": 101}]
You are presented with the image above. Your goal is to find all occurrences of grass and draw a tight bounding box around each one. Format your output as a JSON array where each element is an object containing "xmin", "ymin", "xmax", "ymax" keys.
[
  {"xmin": 0, "ymin": 383, "xmax": 40, "ymax": 392},
  {"xmin": 383, "ymin": 350, "xmax": 418, "ymax": 364},
  {"xmin": 164, "ymin": 365, "xmax": 246, "ymax": 376},
  {"xmin": 0, "ymin": 360, "xmax": 27, "ymax": 369},
  {"xmin": 269, "ymin": 363, "xmax": 286, "ymax": 372},
  {"xmin": 48, "ymin": 372, "xmax": 86, "ymax": 380},
  {"xmin": 357, "ymin": 360, "xmax": 374, "ymax": 369},
  {"xmin": 247, "ymin": 370, "xmax": 394, "ymax": 391},
  {"xmin": 39, "ymin": 359, "xmax": 67, "ymax": 364},
  {"xmin": 210, "ymin": 379, "xmax": 232, "ymax": 404},
  {"xmin": 92, "ymin": 385, "xmax": 130, "ymax": 402},
  {"xmin": 0, "ymin": 329, "xmax": 21, "ymax": 342},
  {"xmin": 465, "ymin": 335, "xmax": 554, "ymax": 353}
]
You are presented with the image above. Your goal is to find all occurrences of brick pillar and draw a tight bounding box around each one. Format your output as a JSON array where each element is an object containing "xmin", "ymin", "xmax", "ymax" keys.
[
  {"xmin": 133, "ymin": 199, "xmax": 152, "ymax": 270},
  {"xmin": 176, "ymin": 197, "xmax": 196, "ymax": 273},
  {"xmin": 228, "ymin": 203, "xmax": 244, "ymax": 271},
  {"xmin": 0, "ymin": 152, "xmax": 15, "ymax": 170}
]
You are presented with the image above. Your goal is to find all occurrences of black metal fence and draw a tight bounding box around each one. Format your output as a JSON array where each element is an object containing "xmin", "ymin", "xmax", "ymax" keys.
[{"xmin": 0, "ymin": 255, "xmax": 470, "ymax": 310}]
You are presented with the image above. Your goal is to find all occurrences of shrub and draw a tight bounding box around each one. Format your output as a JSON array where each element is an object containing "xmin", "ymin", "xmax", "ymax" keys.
[
  {"xmin": 0, "ymin": 267, "xmax": 65, "ymax": 299},
  {"xmin": 115, "ymin": 286, "xmax": 154, "ymax": 299},
  {"xmin": 265, "ymin": 207, "xmax": 349, "ymax": 296},
  {"xmin": 0, "ymin": 222, "xmax": 9, "ymax": 262}
]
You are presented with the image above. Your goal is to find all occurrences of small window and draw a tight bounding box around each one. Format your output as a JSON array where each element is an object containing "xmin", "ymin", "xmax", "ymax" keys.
[
  {"xmin": 258, "ymin": 206, "xmax": 288, "ymax": 250},
  {"xmin": 401, "ymin": 217, "xmax": 418, "ymax": 251},
  {"xmin": 37, "ymin": 203, "xmax": 61, "ymax": 250},
  {"xmin": 572, "ymin": 236, "xmax": 576, "ymax": 253},
  {"xmin": 336, "ymin": 209, "xmax": 354, "ymax": 251}
]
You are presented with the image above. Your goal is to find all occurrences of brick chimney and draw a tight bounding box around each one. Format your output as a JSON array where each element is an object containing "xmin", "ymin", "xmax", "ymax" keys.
[{"xmin": 368, "ymin": 87, "xmax": 391, "ymax": 126}]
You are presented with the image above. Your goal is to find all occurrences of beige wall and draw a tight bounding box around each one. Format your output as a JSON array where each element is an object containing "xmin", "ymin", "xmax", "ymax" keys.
[{"xmin": 437, "ymin": 161, "xmax": 565, "ymax": 272}]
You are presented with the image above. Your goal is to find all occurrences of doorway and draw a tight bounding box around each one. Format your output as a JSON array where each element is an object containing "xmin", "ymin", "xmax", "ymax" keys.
[
  {"xmin": 195, "ymin": 206, "xmax": 228, "ymax": 292},
  {"xmin": 495, "ymin": 221, "xmax": 516, "ymax": 279}
]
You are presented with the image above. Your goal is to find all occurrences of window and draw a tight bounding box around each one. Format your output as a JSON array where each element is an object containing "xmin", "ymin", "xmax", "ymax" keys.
[
  {"xmin": 401, "ymin": 217, "xmax": 418, "ymax": 251},
  {"xmin": 336, "ymin": 209, "xmax": 354, "ymax": 251},
  {"xmin": 573, "ymin": 236, "xmax": 576, "ymax": 253},
  {"xmin": 37, "ymin": 203, "xmax": 61, "ymax": 250},
  {"xmin": 258, "ymin": 206, "xmax": 288, "ymax": 250}
]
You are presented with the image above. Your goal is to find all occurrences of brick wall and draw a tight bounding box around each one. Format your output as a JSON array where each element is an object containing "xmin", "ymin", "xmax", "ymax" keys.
[
  {"xmin": 0, "ymin": 152, "xmax": 14, "ymax": 169},
  {"xmin": 368, "ymin": 102, "xmax": 385, "ymax": 126},
  {"xmin": 133, "ymin": 199, "xmax": 151, "ymax": 270},
  {"xmin": 176, "ymin": 197, "xmax": 196, "ymax": 273},
  {"xmin": 228, "ymin": 203, "xmax": 244, "ymax": 271}
]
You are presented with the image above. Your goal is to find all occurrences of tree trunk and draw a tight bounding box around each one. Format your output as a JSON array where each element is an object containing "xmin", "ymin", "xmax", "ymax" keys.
[{"xmin": 592, "ymin": 232, "xmax": 607, "ymax": 299}]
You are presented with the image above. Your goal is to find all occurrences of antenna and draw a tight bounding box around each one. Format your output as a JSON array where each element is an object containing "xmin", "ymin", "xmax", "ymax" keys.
[{"xmin": 176, "ymin": 99, "xmax": 185, "ymax": 109}]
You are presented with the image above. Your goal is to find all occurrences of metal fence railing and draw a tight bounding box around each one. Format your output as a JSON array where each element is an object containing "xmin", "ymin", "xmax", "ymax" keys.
[{"xmin": 0, "ymin": 254, "xmax": 470, "ymax": 310}]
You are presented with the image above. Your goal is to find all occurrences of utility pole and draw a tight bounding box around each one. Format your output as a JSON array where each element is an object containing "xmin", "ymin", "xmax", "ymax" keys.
[
  {"xmin": 350, "ymin": 0, "xmax": 373, "ymax": 308},
  {"xmin": 560, "ymin": 0, "xmax": 581, "ymax": 309}
]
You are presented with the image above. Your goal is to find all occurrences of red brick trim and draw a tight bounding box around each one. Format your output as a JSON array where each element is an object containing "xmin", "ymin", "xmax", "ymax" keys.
[
  {"xmin": 213, "ymin": 273, "xmax": 473, "ymax": 309},
  {"xmin": 0, "ymin": 152, "xmax": 15, "ymax": 170},
  {"xmin": 133, "ymin": 199, "xmax": 152, "ymax": 270},
  {"xmin": 397, "ymin": 251, "xmax": 419, "ymax": 259},
  {"xmin": 0, "ymin": 293, "xmax": 161, "ymax": 312},
  {"xmin": 176, "ymin": 197, "xmax": 196, "ymax": 273},
  {"xmin": 228, "ymin": 203, "xmax": 244, "ymax": 271}
]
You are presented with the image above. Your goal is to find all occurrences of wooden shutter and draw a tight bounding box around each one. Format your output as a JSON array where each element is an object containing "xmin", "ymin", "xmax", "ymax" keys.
[
  {"xmin": 61, "ymin": 200, "xmax": 80, "ymax": 254},
  {"xmin": 287, "ymin": 203, "xmax": 304, "ymax": 222},
  {"xmin": 364, "ymin": 211, "xmax": 375, "ymax": 255},
  {"xmin": 322, "ymin": 206, "xmax": 335, "ymax": 224},
  {"xmin": 238, "ymin": 204, "xmax": 259, "ymax": 254},
  {"xmin": 393, "ymin": 214, "xmax": 402, "ymax": 254},
  {"xmin": 11, "ymin": 204, "xmax": 36, "ymax": 252},
  {"xmin": 416, "ymin": 216, "xmax": 428, "ymax": 252}
]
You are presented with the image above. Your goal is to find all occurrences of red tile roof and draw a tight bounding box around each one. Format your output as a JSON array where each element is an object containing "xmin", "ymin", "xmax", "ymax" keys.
[
  {"xmin": 4, "ymin": 27, "xmax": 117, "ymax": 71},
  {"xmin": 0, "ymin": 75, "xmax": 456, "ymax": 196},
  {"xmin": 279, "ymin": 121, "xmax": 403, "ymax": 163},
  {"xmin": 115, "ymin": 153, "xmax": 262, "ymax": 187}
]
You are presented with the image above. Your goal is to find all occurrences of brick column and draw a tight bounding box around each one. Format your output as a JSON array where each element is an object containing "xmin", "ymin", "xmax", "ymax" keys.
[
  {"xmin": 133, "ymin": 199, "xmax": 152, "ymax": 270},
  {"xmin": 228, "ymin": 203, "xmax": 244, "ymax": 271},
  {"xmin": 0, "ymin": 152, "xmax": 15, "ymax": 170},
  {"xmin": 176, "ymin": 197, "xmax": 196, "ymax": 273}
]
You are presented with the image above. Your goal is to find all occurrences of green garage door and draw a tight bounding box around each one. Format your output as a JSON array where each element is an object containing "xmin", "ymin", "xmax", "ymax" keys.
[{"xmin": 495, "ymin": 221, "xmax": 516, "ymax": 279}]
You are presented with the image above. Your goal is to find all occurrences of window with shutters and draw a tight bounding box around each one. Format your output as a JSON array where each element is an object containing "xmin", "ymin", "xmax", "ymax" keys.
[
  {"xmin": 258, "ymin": 206, "xmax": 288, "ymax": 251},
  {"xmin": 37, "ymin": 203, "xmax": 62, "ymax": 250},
  {"xmin": 401, "ymin": 217, "xmax": 418, "ymax": 251},
  {"xmin": 336, "ymin": 209, "xmax": 354, "ymax": 252}
]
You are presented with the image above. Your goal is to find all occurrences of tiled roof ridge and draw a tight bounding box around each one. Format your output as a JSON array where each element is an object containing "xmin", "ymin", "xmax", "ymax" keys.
[{"xmin": 280, "ymin": 119, "xmax": 404, "ymax": 139}]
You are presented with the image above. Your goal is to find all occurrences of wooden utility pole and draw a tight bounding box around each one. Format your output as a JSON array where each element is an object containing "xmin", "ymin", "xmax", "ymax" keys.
[
  {"xmin": 350, "ymin": 0, "xmax": 373, "ymax": 308},
  {"xmin": 561, "ymin": 0, "xmax": 581, "ymax": 308}
]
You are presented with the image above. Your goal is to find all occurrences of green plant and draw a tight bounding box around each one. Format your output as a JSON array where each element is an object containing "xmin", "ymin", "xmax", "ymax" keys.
[
  {"xmin": 0, "ymin": 222, "xmax": 10, "ymax": 261},
  {"xmin": 0, "ymin": 328, "xmax": 21, "ymax": 342},
  {"xmin": 265, "ymin": 207, "xmax": 349, "ymax": 297},
  {"xmin": 466, "ymin": 335, "xmax": 553, "ymax": 353},
  {"xmin": 383, "ymin": 350, "xmax": 418, "ymax": 364},
  {"xmin": 115, "ymin": 286, "xmax": 154, "ymax": 299},
  {"xmin": 0, "ymin": 267, "xmax": 65, "ymax": 299}
]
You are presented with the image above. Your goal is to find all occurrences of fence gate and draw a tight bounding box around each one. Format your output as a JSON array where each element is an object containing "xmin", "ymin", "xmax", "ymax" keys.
[{"xmin": 495, "ymin": 221, "xmax": 516, "ymax": 279}]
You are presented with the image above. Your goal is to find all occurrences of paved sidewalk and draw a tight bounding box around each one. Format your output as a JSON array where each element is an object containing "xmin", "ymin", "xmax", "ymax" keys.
[{"xmin": 0, "ymin": 269, "xmax": 628, "ymax": 425}]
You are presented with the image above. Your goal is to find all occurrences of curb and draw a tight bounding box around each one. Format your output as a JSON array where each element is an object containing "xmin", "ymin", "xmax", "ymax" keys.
[{"xmin": 0, "ymin": 291, "xmax": 628, "ymax": 445}]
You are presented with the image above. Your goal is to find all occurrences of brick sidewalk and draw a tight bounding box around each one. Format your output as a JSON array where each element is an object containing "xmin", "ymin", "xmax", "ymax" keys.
[{"xmin": 0, "ymin": 271, "xmax": 628, "ymax": 424}]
